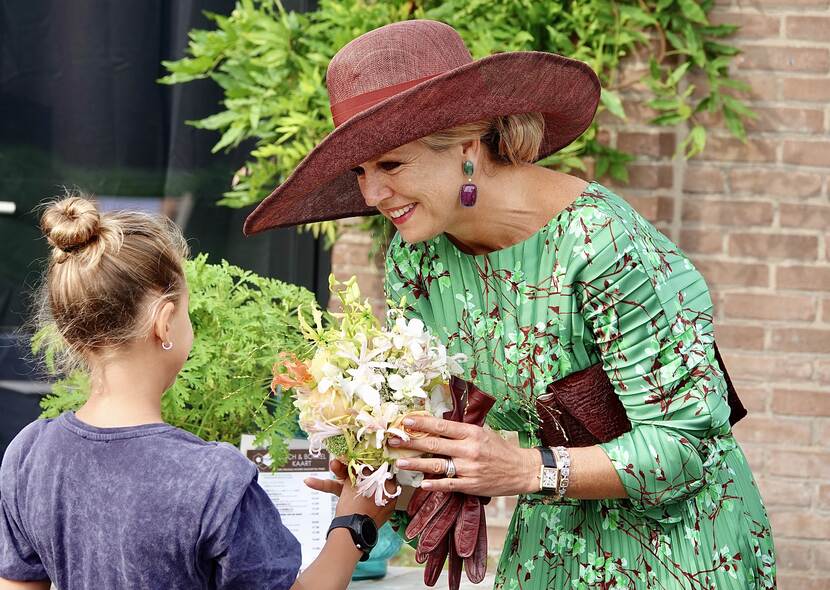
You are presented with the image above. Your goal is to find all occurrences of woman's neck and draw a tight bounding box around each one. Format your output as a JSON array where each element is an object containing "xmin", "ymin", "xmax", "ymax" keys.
[{"xmin": 447, "ymin": 165, "xmax": 585, "ymax": 255}]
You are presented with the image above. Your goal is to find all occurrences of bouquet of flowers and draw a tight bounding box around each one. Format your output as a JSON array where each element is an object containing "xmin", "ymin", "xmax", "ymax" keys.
[{"xmin": 271, "ymin": 276, "xmax": 466, "ymax": 506}]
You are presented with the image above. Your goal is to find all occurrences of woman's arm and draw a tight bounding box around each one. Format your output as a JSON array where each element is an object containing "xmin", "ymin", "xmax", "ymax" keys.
[
  {"xmin": 0, "ymin": 579, "xmax": 51, "ymax": 590},
  {"xmin": 387, "ymin": 415, "xmax": 626, "ymax": 499}
]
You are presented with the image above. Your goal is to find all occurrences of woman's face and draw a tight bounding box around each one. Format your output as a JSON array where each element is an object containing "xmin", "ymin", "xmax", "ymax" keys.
[{"xmin": 353, "ymin": 141, "xmax": 464, "ymax": 244}]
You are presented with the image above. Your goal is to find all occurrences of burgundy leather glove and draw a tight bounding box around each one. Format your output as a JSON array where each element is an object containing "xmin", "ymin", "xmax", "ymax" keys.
[{"xmin": 405, "ymin": 377, "xmax": 495, "ymax": 590}]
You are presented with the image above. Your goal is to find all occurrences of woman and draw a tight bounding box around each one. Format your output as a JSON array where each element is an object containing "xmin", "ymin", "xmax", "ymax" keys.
[{"xmin": 245, "ymin": 19, "xmax": 776, "ymax": 590}]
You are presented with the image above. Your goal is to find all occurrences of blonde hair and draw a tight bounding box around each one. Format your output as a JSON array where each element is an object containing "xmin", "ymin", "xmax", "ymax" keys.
[
  {"xmin": 419, "ymin": 113, "xmax": 545, "ymax": 165},
  {"xmin": 36, "ymin": 191, "xmax": 189, "ymax": 371}
]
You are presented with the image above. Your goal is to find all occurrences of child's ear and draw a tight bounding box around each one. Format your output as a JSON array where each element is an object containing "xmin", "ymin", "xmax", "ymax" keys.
[{"xmin": 153, "ymin": 300, "xmax": 176, "ymax": 346}]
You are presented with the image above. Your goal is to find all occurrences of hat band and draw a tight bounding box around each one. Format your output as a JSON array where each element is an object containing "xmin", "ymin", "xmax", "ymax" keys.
[{"xmin": 330, "ymin": 73, "xmax": 440, "ymax": 127}]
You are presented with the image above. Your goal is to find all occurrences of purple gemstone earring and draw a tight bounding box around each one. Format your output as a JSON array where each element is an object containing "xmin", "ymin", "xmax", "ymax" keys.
[{"xmin": 459, "ymin": 159, "xmax": 477, "ymax": 207}]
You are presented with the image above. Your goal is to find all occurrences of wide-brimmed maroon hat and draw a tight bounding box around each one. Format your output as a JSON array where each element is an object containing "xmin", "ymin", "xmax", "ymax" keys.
[{"xmin": 243, "ymin": 19, "xmax": 600, "ymax": 235}]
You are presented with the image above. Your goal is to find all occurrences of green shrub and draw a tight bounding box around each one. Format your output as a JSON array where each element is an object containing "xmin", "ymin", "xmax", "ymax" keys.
[{"xmin": 34, "ymin": 254, "xmax": 320, "ymax": 467}]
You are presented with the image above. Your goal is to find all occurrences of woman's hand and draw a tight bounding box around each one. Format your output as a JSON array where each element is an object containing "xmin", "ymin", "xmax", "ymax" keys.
[
  {"xmin": 305, "ymin": 460, "xmax": 397, "ymax": 527},
  {"xmin": 389, "ymin": 415, "xmax": 542, "ymax": 496}
]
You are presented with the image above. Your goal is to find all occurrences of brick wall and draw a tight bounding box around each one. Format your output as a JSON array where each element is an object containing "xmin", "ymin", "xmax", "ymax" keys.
[{"xmin": 330, "ymin": 2, "xmax": 830, "ymax": 586}]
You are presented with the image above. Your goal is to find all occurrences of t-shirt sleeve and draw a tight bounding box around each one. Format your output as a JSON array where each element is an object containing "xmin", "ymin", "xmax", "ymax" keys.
[
  {"xmin": 211, "ymin": 480, "xmax": 301, "ymax": 590},
  {"xmin": 0, "ymin": 431, "xmax": 48, "ymax": 581},
  {"xmin": 573, "ymin": 210, "xmax": 732, "ymax": 525}
]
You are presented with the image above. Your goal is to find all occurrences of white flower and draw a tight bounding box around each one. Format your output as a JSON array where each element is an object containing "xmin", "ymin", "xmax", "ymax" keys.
[
  {"xmin": 304, "ymin": 420, "xmax": 343, "ymax": 456},
  {"xmin": 387, "ymin": 372, "xmax": 428, "ymax": 401},
  {"xmin": 355, "ymin": 402, "xmax": 408, "ymax": 449},
  {"xmin": 428, "ymin": 384, "xmax": 453, "ymax": 417},
  {"xmin": 392, "ymin": 317, "xmax": 430, "ymax": 359},
  {"xmin": 317, "ymin": 362, "xmax": 346, "ymax": 394},
  {"xmin": 355, "ymin": 462, "xmax": 402, "ymax": 506},
  {"xmin": 343, "ymin": 364, "xmax": 384, "ymax": 407}
]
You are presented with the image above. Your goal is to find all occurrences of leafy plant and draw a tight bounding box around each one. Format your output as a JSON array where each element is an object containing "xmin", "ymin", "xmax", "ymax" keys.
[
  {"xmin": 34, "ymin": 254, "xmax": 321, "ymax": 467},
  {"xmin": 160, "ymin": 0, "xmax": 753, "ymax": 249}
]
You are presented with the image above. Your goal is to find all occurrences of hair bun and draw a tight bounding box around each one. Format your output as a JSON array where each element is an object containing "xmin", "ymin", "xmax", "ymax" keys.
[{"xmin": 41, "ymin": 195, "xmax": 101, "ymax": 254}]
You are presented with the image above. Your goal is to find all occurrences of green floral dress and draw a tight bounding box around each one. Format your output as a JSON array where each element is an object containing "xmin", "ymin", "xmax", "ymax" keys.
[{"xmin": 384, "ymin": 183, "xmax": 776, "ymax": 589}]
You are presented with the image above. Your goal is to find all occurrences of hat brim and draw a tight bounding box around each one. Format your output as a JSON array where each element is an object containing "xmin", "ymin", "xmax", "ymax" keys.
[{"xmin": 244, "ymin": 51, "xmax": 600, "ymax": 235}]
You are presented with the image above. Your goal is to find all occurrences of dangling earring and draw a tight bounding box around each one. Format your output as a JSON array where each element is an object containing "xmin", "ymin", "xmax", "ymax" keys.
[
  {"xmin": 459, "ymin": 160, "xmax": 477, "ymax": 207},
  {"xmin": 162, "ymin": 341, "xmax": 173, "ymax": 351}
]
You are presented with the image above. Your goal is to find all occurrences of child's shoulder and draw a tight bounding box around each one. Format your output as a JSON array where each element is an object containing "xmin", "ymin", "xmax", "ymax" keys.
[{"xmin": 165, "ymin": 428, "xmax": 257, "ymax": 489}]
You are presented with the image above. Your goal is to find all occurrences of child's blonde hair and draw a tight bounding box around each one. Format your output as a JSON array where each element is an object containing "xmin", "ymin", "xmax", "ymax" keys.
[{"xmin": 36, "ymin": 191, "xmax": 189, "ymax": 370}]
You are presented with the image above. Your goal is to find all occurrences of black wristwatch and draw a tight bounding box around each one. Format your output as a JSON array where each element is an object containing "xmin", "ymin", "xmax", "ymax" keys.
[
  {"xmin": 327, "ymin": 514, "xmax": 378, "ymax": 561},
  {"xmin": 536, "ymin": 446, "xmax": 559, "ymax": 494}
]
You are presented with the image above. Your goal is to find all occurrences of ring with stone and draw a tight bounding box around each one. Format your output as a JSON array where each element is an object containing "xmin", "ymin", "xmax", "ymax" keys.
[{"xmin": 445, "ymin": 457, "xmax": 457, "ymax": 478}]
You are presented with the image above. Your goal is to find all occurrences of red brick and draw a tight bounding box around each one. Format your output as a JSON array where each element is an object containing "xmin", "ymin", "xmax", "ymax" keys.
[
  {"xmin": 699, "ymin": 136, "xmax": 777, "ymax": 163},
  {"xmin": 745, "ymin": 106, "xmax": 825, "ymax": 133},
  {"xmin": 780, "ymin": 203, "xmax": 830, "ymax": 231},
  {"xmin": 680, "ymin": 228, "xmax": 725, "ymax": 255},
  {"xmin": 682, "ymin": 199, "xmax": 773, "ymax": 226},
  {"xmin": 784, "ymin": 140, "xmax": 830, "ymax": 168},
  {"xmin": 711, "ymin": 12, "xmax": 781, "ymax": 38},
  {"xmin": 756, "ymin": 477, "xmax": 815, "ymax": 507},
  {"xmin": 694, "ymin": 260, "xmax": 769, "ymax": 288},
  {"xmin": 776, "ymin": 574, "xmax": 830, "ymax": 590},
  {"xmin": 732, "ymin": 415, "xmax": 812, "ymax": 445},
  {"xmin": 729, "ymin": 233, "xmax": 818, "ymax": 260},
  {"xmin": 775, "ymin": 539, "xmax": 814, "ymax": 571},
  {"xmin": 617, "ymin": 132, "xmax": 675, "ymax": 158},
  {"xmin": 823, "ymin": 297, "xmax": 830, "ymax": 322},
  {"xmin": 729, "ymin": 169, "xmax": 822, "ymax": 197},
  {"xmin": 721, "ymin": 351, "xmax": 814, "ymax": 381},
  {"xmin": 815, "ymin": 418, "xmax": 830, "ymax": 445},
  {"xmin": 786, "ymin": 15, "xmax": 830, "ymax": 41},
  {"xmin": 734, "ymin": 73, "xmax": 780, "ymax": 101},
  {"xmin": 816, "ymin": 364, "xmax": 830, "ymax": 388},
  {"xmin": 820, "ymin": 483, "xmax": 830, "ymax": 509},
  {"xmin": 773, "ymin": 389, "xmax": 830, "ymax": 416},
  {"xmin": 737, "ymin": 0, "xmax": 829, "ymax": 7},
  {"xmin": 683, "ymin": 165, "xmax": 726, "ymax": 193},
  {"xmin": 782, "ymin": 77, "xmax": 830, "ymax": 102},
  {"xmin": 777, "ymin": 265, "xmax": 830, "ymax": 291},
  {"xmin": 767, "ymin": 449, "xmax": 830, "ymax": 479},
  {"xmin": 814, "ymin": 543, "xmax": 830, "ymax": 572},
  {"xmin": 770, "ymin": 327, "xmax": 830, "ymax": 353},
  {"xmin": 739, "ymin": 442, "xmax": 766, "ymax": 472},
  {"xmin": 713, "ymin": 323, "xmax": 766, "ymax": 349},
  {"xmin": 723, "ymin": 293, "xmax": 816, "ymax": 321},
  {"xmin": 736, "ymin": 45, "xmax": 830, "ymax": 74},
  {"xmin": 625, "ymin": 195, "xmax": 673, "ymax": 223},
  {"xmin": 771, "ymin": 511, "xmax": 830, "ymax": 539},
  {"xmin": 607, "ymin": 164, "xmax": 673, "ymax": 190},
  {"xmin": 731, "ymin": 384, "xmax": 770, "ymax": 412}
]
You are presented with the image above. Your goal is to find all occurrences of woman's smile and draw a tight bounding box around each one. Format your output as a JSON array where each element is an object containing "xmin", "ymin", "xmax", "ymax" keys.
[{"xmin": 388, "ymin": 203, "xmax": 417, "ymax": 225}]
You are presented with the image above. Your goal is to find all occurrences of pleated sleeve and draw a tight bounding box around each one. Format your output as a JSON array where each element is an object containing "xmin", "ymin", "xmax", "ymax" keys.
[{"xmin": 571, "ymin": 207, "xmax": 732, "ymax": 524}]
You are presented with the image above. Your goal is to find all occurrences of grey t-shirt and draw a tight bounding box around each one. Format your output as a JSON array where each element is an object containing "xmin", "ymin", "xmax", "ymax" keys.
[{"xmin": 0, "ymin": 412, "xmax": 301, "ymax": 589}]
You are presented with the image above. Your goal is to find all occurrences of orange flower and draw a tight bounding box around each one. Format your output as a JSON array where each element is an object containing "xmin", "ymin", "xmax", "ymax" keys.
[{"xmin": 271, "ymin": 352, "xmax": 313, "ymax": 391}]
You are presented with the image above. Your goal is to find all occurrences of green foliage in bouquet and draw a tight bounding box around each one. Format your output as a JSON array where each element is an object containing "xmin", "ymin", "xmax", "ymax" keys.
[
  {"xmin": 160, "ymin": 0, "xmax": 753, "ymax": 250},
  {"xmin": 34, "ymin": 254, "xmax": 320, "ymax": 468}
]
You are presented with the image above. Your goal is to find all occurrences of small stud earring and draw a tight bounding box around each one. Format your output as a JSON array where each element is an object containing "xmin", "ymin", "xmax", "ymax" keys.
[
  {"xmin": 459, "ymin": 160, "xmax": 477, "ymax": 207},
  {"xmin": 162, "ymin": 341, "xmax": 173, "ymax": 351}
]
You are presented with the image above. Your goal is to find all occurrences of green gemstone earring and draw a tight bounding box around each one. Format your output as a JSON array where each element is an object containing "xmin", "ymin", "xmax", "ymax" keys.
[{"xmin": 459, "ymin": 160, "xmax": 477, "ymax": 207}]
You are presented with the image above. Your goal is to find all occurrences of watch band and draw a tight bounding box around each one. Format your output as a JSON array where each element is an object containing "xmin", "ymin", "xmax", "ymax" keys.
[
  {"xmin": 536, "ymin": 446, "xmax": 559, "ymax": 494},
  {"xmin": 327, "ymin": 514, "xmax": 377, "ymax": 561}
]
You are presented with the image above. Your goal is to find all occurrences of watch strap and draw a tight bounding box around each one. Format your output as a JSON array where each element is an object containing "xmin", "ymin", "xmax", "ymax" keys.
[{"xmin": 327, "ymin": 514, "xmax": 376, "ymax": 561}]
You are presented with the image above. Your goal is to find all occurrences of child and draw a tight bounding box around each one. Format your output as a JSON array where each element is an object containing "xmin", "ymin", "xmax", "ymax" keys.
[{"xmin": 0, "ymin": 194, "xmax": 393, "ymax": 590}]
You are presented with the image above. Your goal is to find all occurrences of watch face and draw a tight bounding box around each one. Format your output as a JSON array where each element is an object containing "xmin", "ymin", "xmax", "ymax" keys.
[{"xmin": 360, "ymin": 518, "xmax": 378, "ymax": 546}]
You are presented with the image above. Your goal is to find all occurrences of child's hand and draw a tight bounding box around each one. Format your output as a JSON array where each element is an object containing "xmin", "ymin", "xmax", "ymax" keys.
[
  {"xmin": 305, "ymin": 460, "xmax": 397, "ymax": 527},
  {"xmin": 304, "ymin": 459, "xmax": 348, "ymax": 497}
]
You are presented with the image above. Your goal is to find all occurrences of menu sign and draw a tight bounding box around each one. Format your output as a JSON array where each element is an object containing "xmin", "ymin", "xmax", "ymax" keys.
[{"xmin": 240, "ymin": 436, "xmax": 337, "ymax": 569}]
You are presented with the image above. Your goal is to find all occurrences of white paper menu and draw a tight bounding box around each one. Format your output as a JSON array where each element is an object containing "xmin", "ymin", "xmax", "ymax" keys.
[{"xmin": 240, "ymin": 435, "xmax": 337, "ymax": 569}]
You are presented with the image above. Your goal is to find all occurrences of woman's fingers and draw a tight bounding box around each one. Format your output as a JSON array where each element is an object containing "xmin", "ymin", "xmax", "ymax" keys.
[
  {"xmin": 305, "ymin": 476, "xmax": 344, "ymax": 497},
  {"xmin": 390, "ymin": 433, "xmax": 467, "ymax": 457},
  {"xmin": 402, "ymin": 415, "xmax": 471, "ymax": 439},
  {"xmin": 395, "ymin": 456, "xmax": 452, "ymax": 476}
]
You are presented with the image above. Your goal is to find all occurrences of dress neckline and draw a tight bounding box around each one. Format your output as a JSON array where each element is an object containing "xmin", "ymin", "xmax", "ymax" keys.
[{"xmin": 439, "ymin": 181, "xmax": 598, "ymax": 259}]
